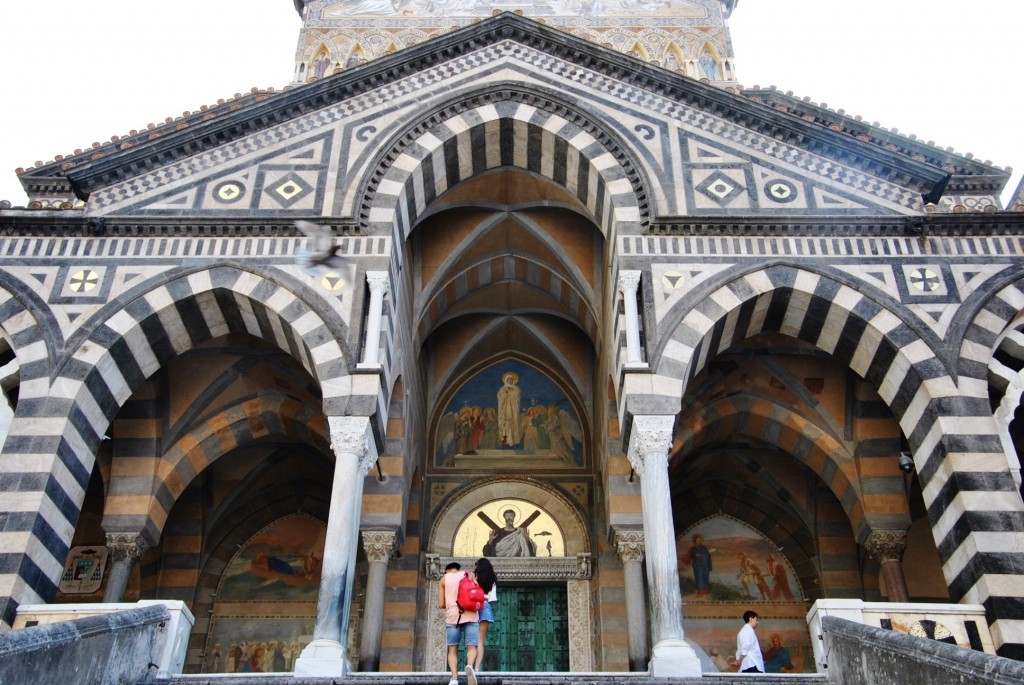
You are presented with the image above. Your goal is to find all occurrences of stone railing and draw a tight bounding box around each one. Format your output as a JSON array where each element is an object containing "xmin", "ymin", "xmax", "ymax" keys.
[
  {"xmin": 14, "ymin": 600, "xmax": 194, "ymax": 676},
  {"xmin": 807, "ymin": 599, "xmax": 993, "ymax": 673},
  {"xmin": 821, "ymin": 615, "xmax": 1024, "ymax": 685}
]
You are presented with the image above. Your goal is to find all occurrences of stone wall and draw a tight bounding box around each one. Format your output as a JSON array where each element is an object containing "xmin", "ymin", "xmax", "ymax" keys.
[
  {"xmin": 0, "ymin": 604, "xmax": 170, "ymax": 685},
  {"xmin": 822, "ymin": 615, "xmax": 1024, "ymax": 685}
]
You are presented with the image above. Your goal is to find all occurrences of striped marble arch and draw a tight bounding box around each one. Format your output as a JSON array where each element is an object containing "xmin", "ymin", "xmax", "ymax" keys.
[
  {"xmin": 644, "ymin": 262, "xmax": 1024, "ymax": 656},
  {"xmin": 102, "ymin": 394, "xmax": 332, "ymax": 545},
  {"xmin": 0, "ymin": 266, "xmax": 356, "ymax": 628},
  {"xmin": 360, "ymin": 90, "xmax": 650, "ymax": 245}
]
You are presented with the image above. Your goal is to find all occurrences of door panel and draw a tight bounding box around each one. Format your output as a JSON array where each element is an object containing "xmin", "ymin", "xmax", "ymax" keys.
[{"xmin": 485, "ymin": 585, "xmax": 569, "ymax": 672}]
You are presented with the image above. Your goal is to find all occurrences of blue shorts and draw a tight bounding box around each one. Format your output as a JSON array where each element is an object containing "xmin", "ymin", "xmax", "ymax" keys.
[
  {"xmin": 446, "ymin": 621, "xmax": 480, "ymax": 647},
  {"xmin": 479, "ymin": 600, "xmax": 494, "ymax": 623}
]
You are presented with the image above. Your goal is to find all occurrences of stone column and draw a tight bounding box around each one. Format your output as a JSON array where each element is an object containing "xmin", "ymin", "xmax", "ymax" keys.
[
  {"xmin": 865, "ymin": 529, "xmax": 910, "ymax": 602},
  {"xmin": 627, "ymin": 415, "xmax": 701, "ymax": 677},
  {"xmin": 614, "ymin": 529, "xmax": 649, "ymax": 671},
  {"xmin": 358, "ymin": 272, "xmax": 390, "ymax": 369},
  {"xmin": 358, "ymin": 529, "xmax": 398, "ymax": 672},
  {"xmin": 102, "ymin": 532, "xmax": 149, "ymax": 602},
  {"xmin": 294, "ymin": 416, "xmax": 378, "ymax": 677},
  {"xmin": 618, "ymin": 271, "xmax": 646, "ymax": 368}
]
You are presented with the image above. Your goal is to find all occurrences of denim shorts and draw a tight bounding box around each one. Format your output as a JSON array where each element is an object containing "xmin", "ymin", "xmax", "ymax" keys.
[
  {"xmin": 446, "ymin": 621, "xmax": 480, "ymax": 647},
  {"xmin": 479, "ymin": 600, "xmax": 494, "ymax": 623}
]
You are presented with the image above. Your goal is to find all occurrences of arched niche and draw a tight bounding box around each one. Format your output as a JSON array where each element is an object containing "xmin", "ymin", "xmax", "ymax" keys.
[{"xmin": 430, "ymin": 478, "xmax": 589, "ymax": 557}]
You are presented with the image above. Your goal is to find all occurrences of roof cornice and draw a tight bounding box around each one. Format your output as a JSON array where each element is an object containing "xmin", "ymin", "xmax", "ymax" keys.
[{"xmin": 24, "ymin": 12, "xmax": 992, "ymax": 202}]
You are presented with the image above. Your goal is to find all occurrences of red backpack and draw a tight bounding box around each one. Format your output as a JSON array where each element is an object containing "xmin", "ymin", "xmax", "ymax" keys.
[{"xmin": 456, "ymin": 571, "xmax": 486, "ymax": 612}]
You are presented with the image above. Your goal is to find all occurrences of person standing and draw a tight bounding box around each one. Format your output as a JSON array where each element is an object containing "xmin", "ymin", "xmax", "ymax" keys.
[
  {"xmin": 473, "ymin": 558, "xmax": 498, "ymax": 671},
  {"xmin": 438, "ymin": 562, "xmax": 478, "ymax": 685},
  {"xmin": 734, "ymin": 610, "xmax": 764, "ymax": 673}
]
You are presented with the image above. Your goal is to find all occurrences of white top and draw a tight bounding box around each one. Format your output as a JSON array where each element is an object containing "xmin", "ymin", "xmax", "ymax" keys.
[
  {"xmin": 486, "ymin": 582, "xmax": 498, "ymax": 602},
  {"xmin": 736, "ymin": 622, "xmax": 764, "ymax": 672}
]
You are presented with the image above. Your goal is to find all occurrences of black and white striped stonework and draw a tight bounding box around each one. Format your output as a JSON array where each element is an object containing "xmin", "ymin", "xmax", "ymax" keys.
[
  {"xmin": 361, "ymin": 94, "xmax": 648, "ymax": 245},
  {"xmin": 643, "ymin": 263, "xmax": 1024, "ymax": 657},
  {"xmin": 0, "ymin": 267, "xmax": 363, "ymax": 628}
]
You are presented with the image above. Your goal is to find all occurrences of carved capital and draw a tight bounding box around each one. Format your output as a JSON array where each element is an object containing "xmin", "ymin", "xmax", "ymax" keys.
[
  {"xmin": 361, "ymin": 529, "xmax": 398, "ymax": 564},
  {"xmin": 618, "ymin": 270, "xmax": 642, "ymax": 294},
  {"xmin": 864, "ymin": 529, "xmax": 907, "ymax": 564},
  {"xmin": 366, "ymin": 271, "xmax": 390, "ymax": 295},
  {"xmin": 105, "ymin": 532, "xmax": 149, "ymax": 564},
  {"xmin": 329, "ymin": 415, "xmax": 378, "ymax": 476},
  {"xmin": 627, "ymin": 415, "xmax": 675, "ymax": 475},
  {"xmin": 614, "ymin": 529, "xmax": 645, "ymax": 563}
]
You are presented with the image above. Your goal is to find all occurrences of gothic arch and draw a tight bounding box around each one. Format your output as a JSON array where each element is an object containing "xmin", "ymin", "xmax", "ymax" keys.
[
  {"xmin": 429, "ymin": 477, "xmax": 590, "ymax": 556},
  {"xmin": 0, "ymin": 266, "xmax": 355, "ymax": 624},
  {"xmin": 676, "ymin": 396, "xmax": 871, "ymax": 539},
  {"xmin": 649, "ymin": 265, "xmax": 957, "ymax": 449},
  {"xmin": 359, "ymin": 86, "xmax": 652, "ymax": 244},
  {"xmin": 102, "ymin": 395, "xmax": 331, "ymax": 544}
]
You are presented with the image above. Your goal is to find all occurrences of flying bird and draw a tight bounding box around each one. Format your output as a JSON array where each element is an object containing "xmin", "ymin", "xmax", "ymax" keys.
[{"xmin": 294, "ymin": 220, "xmax": 350, "ymax": 275}]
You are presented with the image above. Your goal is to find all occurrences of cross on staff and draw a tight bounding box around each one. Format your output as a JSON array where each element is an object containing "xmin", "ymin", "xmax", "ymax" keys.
[{"xmin": 477, "ymin": 509, "xmax": 541, "ymax": 531}]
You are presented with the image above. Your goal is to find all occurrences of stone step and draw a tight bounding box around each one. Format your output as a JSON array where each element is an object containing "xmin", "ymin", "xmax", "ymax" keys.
[{"xmin": 155, "ymin": 671, "xmax": 829, "ymax": 685}]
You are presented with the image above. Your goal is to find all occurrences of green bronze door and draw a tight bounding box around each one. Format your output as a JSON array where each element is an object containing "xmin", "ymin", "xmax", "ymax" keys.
[{"xmin": 483, "ymin": 585, "xmax": 569, "ymax": 672}]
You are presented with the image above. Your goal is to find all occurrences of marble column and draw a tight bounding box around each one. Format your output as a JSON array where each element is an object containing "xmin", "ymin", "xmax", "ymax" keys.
[
  {"xmin": 102, "ymin": 532, "xmax": 149, "ymax": 602},
  {"xmin": 614, "ymin": 529, "xmax": 649, "ymax": 672},
  {"xmin": 865, "ymin": 529, "xmax": 910, "ymax": 602},
  {"xmin": 618, "ymin": 271, "xmax": 646, "ymax": 368},
  {"xmin": 358, "ymin": 272, "xmax": 390, "ymax": 369},
  {"xmin": 358, "ymin": 529, "xmax": 398, "ymax": 671},
  {"xmin": 627, "ymin": 415, "xmax": 701, "ymax": 677},
  {"xmin": 294, "ymin": 416, "xmax": 378, "ymax": 677}
]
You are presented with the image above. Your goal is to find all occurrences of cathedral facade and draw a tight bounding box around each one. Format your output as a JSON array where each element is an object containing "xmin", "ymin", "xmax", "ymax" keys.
[{"xmin": 2, "ymin": 0, "xmax": 1023, "ymax": 675}]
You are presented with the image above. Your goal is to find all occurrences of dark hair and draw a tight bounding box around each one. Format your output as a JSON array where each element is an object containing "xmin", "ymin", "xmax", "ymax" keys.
[
  {"xmin": 445, "ymin": 562, "xmax": 461, "ymax": 571},
  {"xmin": 743, "ymin": 610, "xmax": 758, "ymax": 623},
  {"xmin": 474, "ymin": 557, "xmax": 497, "ymax": 593}
]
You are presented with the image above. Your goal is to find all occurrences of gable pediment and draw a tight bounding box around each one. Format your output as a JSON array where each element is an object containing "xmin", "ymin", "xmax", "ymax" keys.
[{"xmin": 25, "ymin": 12, "xmax": 1002, "ymax": 222}]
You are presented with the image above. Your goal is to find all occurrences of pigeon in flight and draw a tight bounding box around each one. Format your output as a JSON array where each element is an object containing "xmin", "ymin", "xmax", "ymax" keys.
[{"xmin": 295, "ymin": 220, "xmax": 350, "ymax": 275}]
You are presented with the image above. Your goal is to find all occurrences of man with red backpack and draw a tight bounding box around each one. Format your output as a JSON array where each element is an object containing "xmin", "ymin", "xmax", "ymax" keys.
[{"xmin": 438, "ymin": 562, "xmax": 479, "ymax": 685}]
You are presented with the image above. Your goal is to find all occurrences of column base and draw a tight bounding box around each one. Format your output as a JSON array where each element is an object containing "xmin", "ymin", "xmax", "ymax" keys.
[
  {"xmin": 649, "ymin": 639, "xmax": 702, "ymax": 678},
  {"xmin": 292, "ymin": 639, "xmax": 350, "ymax": 678}
]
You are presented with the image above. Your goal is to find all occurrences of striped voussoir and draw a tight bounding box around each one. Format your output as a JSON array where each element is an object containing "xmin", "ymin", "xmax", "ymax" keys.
[
  {"xmin": 0, "ymin": 286, "xmax": 62, "ymax": 630},
  {"xmin": 646, "ymin": 263, "xmax": 1024, "ymax": 657},
  {"xmin": 361, "ymin": 93, "xmax": 648, "ymax": 245},
  {"xmin": 0, "ymin": 267, "xmax": 360, "ymax": 628}
]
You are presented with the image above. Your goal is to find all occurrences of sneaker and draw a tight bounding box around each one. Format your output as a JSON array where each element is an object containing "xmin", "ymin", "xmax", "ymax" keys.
[
  {"xmin": 465, "ymin": 664, "xmax": 477, "ymax": 685},
  {"xmin": 447, "ymin": 678, "xmax": 458, "ymax": 685}
]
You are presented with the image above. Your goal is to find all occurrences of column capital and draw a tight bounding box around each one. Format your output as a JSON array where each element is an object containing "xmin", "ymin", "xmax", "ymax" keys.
[
  {"xmin": 105, "ymin": 532, "xmax": 149, "ymax": 564},
  {"xmin": 618, "ymin": 270, "xmax": 642, "ymax": 292},
  {"xmin": 328, "ymin": 415, "xmax": 378, "ymax": 476},
  {"xmin": 361, "ymin": 529, "xmax": 398, "ymax": 564},
  {"xmin": 365, "ymin": 271, "xmax": 390, "ymax": 294},
  {"xmin": 627, "ymin": 415, "xmax": 675, "ymax": 475},
  {"xmin": 614, "ymin": 529, "xmax": 645, "ymax": 563},
  {"xmin": 864, "ymin": 529, "xmax": 907, "ymax": 564}
]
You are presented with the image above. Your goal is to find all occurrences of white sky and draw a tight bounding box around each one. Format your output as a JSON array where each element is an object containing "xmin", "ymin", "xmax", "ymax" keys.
[{"xmin": 0, "ymin": 1, "xmax": 1020, "ymax": 207}]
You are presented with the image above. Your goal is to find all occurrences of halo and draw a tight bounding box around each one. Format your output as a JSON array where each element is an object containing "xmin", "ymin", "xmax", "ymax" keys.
[
  {"xmin": 495, "ymin": 501, "xmax": 522, "ymax": 524},
  {"xmin": 502, "ymin": 371, "xmax": 519, "ymax": 384}
]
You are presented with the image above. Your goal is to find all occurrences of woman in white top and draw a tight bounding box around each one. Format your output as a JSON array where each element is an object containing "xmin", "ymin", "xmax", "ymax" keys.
[{"xmin": 473, "ymin": 557, "xmax": 498, "ymax": 671}]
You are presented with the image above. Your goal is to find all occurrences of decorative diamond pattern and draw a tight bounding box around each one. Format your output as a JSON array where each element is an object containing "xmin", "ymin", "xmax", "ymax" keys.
[{"xmin": 696, "ymin": 170, "xmax": 745, "ymax": 206}]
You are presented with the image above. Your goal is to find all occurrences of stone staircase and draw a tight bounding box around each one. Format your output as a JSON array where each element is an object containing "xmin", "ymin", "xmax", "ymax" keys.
[{"xmin": 155, "ymin": 672, "xmax": 830, "ymax": 685}]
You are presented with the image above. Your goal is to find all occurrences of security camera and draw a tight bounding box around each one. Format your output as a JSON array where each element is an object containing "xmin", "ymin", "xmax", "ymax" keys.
[{"xmin": 898, "ymin": 452, "xmax": 914, "ymax": 473}]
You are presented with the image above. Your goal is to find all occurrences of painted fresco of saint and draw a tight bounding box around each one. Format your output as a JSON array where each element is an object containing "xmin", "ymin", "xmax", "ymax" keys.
[{"xmin": 497, "ymin": 371, "xmax": 522, "ymax": 448}]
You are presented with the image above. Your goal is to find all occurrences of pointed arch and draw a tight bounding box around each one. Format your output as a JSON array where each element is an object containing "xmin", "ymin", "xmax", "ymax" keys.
[
  {"xmin": 0, "ymin": 266, "xmax": 357, "ymax": 627},
  {"xmin": 360, "ymin": 86, "xmax": 652, "ymax": 246}
]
